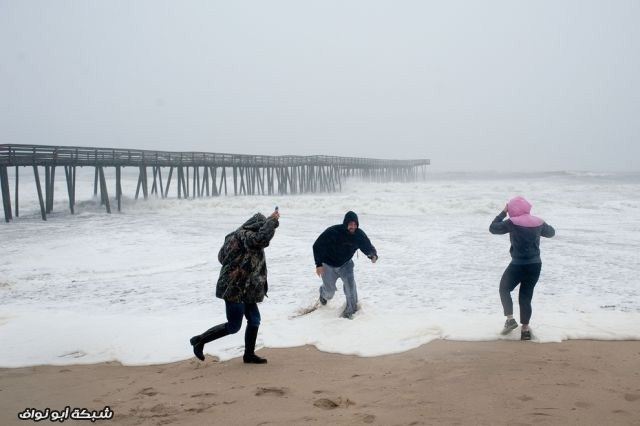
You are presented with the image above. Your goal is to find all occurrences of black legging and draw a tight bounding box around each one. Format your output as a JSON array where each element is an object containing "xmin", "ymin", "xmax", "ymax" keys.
[{"xmin": 499, "ymin": 263, "xmax": 542, "ymax": 325}]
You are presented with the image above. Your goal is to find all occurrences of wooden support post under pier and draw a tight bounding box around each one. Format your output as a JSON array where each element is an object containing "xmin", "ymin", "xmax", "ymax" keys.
[
  {"xmin": 176, "ymin": 166, "xmax": 182, "ymax": 200},
  {"xmin": 182, "ymin": 167, "xmax": 188, "ymax": 198},
  {"xmin": 202, "ymin": 166, "xmax": 209, "ymax": 197},
  {"xmin": 64, "ymin": 166, "xmax": 75, "ymax": 214},
  {"xmin": 192, "ymin": 167, "xmax": 197, "ymax": 198},
  {"xmin": 116, "ymin": 166, "xmax": 122, "ymax": 212},
  {"xmin": 47, "ymin": 166, "xmax": 56, "ymax": 213},
  {"xmin": 158, "ymin": 168, "xmax": 164, "ymax": 199},
  {"xmin": 72, "ymin": 166, "xmax": 76, "ymax": 212},
  {"xmin": 149, "ymin": 166, "xmax": 164, "ymax": 199},
  {"xmin": 33, "ymin": 166, "xmax": 46, "ymax": 221},
  {"xmin": 93, "ymin": 167, "xmax": 98, "ymax": 196},
  {"xmin": 14, "ymin": 166, "xmax": 19, "ymax": 217},
  {"xmin": 164, "ymin": 167, "xmax": 173, "ymax": 198},
  {"xmin": 0, "ymin": 166, "xmax": 12, "ymax": 222},
  {"xmin": 253, "ymin": 167, "xmax": 258, "ymax": 195},
  {"xmin": 195, "ymin": 166, "xmax": 201, "ymax": 198},
  {"xmin": 233, "ymin": 167, "xmax": 238, "ymax": 196},
  {"xmin": 98, "ymin": 167, "xmax": 111, "ymax": 213},
  {"xmin": 45, "ymin": 166, "xmax": 50, "ymax": 210},
  {"xmin": 141, "ymin": 166, "xmax": 148, "ymax": 200},
  {"xmin": 257, "ymin": 167, "xmax": 264, "ymax": 195},
  {"xmin": 239, "ymin": 167, "xmax": 246, "ymax": 195},
  {"xmin": 266, "ymin": 168, "xmax": 273, "ymax": 195},
  {"xmin": 99, "ymin": 167, "xmax": 107, "ymax": 206},
  {"xmin": 135, "ymin": 169, "xmax": 142, "ymax": 200},
  {"xmin": 221, "ymin": 167, "xmax": 228, "ymax": 196},
  {"xmin": 151, "ymin": 167, "xmax": 158, "ymax": 198},
  {"xmin": 210, "ymin": 167, "xmax": 218, "ymax": 196},
  {"xmin": 185, "ymin": 167, "xmax": 190, "ymax": 198}
]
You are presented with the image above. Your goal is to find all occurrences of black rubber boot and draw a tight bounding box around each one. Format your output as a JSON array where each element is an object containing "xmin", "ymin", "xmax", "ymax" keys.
[
  {"xmin": 190, "ymin": 324, "xmax": 229, "ymax": 361},
  {"xmin": 243, "ymin": 325, "xmax": 267, "ymax": 364}
]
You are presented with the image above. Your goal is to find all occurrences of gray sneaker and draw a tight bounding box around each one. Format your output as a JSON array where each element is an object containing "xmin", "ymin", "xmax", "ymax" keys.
[{"xmin": 500, "ymin": 318, "xmax": 518, "ymax": 335}]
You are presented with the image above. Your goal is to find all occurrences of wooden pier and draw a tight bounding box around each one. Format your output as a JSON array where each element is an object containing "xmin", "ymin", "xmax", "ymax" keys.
[{"xmin": 0, "ymin": 144, "xmax": 429, "ymax": 222}]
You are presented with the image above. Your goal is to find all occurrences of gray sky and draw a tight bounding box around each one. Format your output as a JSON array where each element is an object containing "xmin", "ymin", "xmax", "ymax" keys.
[{"xmin": 1, "ymin": 1, "xmax": 638, "ymax": 172}]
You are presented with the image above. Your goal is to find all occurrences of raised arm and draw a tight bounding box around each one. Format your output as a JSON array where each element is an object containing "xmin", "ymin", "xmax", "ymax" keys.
[
  {"xmin": 489, "ymin": 210, "xmax": 510, "ymax": 235},
  {"xmin": 244, "ymin": 217, "xmax": 279, "ymax": 250}
]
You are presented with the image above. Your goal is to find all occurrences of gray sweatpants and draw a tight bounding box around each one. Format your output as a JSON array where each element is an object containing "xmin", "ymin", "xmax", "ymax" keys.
[{"xmin": 319, "ymin": 260, "xmax": 358, "ymax": 316}]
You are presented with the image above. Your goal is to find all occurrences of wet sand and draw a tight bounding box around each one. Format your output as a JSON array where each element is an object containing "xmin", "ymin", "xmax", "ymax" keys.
[{"xmin": 2, "ymin": 340, "xmax": 640, "ymax": 425}]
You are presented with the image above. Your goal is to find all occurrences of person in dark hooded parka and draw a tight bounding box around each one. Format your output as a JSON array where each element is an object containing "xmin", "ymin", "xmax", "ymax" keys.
[
  {"xmin": 190, "ymin": 209, "xmax": 279, "ymax": 363},
  {"xmin": 312, "ymin": 211, "xmax": 378, "ymax": 319},
  {"xmin": 490, "ymin": 197, "xmax": 555, "ymax": 340}
]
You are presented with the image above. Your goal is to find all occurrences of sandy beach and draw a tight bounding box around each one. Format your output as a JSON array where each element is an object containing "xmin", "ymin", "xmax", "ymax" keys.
[{"xmin": 1, "ymin": 340, "xmax": 639, "ymax": 425}]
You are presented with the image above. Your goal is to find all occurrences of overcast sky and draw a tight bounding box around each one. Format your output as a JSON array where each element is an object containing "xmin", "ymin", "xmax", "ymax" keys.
[{"xmin": 1, "ymin": 1, "xmax": 638, "ymax": 172}]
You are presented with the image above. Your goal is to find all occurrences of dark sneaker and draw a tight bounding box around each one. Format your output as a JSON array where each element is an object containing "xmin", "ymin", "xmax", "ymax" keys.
[
  {"xmin": 319, "ymin": 296, "xmax": 327, "ymax": 306},
  {"xmin": 500, "ymin": 318, "xmax": 518, "ymax": 335},
  {"xmin": 521, "ymin": 330, "xmax": 532, "ymax": 341}
]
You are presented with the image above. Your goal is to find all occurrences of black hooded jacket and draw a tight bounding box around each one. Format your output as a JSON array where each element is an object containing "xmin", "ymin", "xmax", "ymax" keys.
[{"xmin": 312, "ymin": 211, "xmax": 377, "ymax": 268}]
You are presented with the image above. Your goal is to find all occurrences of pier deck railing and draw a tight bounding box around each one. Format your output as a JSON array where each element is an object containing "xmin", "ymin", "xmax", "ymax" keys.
[
  {"xmin": 0, "ymin": 144, "xmax": 428, "ymax": 168},
  {"xmin": 0, "ymin": 144, "xmax": 430, "ymax": 222}
]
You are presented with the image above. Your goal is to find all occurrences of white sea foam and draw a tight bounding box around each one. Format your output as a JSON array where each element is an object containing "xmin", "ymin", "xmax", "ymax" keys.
[{"xmin": 1, "ymin": 170, "xmax": 639, "ymax": 367}]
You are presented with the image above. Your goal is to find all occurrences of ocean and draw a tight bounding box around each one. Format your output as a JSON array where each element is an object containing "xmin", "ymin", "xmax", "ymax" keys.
[{"xmin": 1, "ymin": 169, "xmax": 639, "ymax": 367}]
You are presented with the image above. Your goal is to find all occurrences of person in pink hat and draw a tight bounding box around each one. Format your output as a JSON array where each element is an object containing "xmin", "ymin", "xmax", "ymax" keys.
[{"xmin": 490, "ymin": 196, "xmax": 555, "ymax": 340}]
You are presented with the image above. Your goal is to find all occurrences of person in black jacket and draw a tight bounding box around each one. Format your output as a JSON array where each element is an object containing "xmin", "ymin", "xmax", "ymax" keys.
[
  {"xmin": 490, "ymin": 197, "xmax": 555, "ymax": 340},
  {"xmin": 313, "ymin": 211, "xmax": 378, "ymax": 319}
]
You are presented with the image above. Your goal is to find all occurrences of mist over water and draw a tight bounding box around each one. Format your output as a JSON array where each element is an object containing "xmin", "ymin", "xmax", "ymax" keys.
[{"xmin": 1, "ymin": 170, "xmax": 639, "ymax": 366}]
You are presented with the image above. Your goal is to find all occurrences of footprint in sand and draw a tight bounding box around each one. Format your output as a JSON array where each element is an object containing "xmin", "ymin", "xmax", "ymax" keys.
[
  {"xmin": 624, "ymin": 393, "xmax": 640, "ymax": 402},
  {"xmin": 314, "ymin": 397, "xmax": 355, "ymax": 409},
  {"xmin": 128, "ymin": 403, "xmax": 179, "ymax": 419},
  {"xmin": 314, "ymin": 399, "xmax": 339, "ymax": 409},
  {"xmin": 574, "ymin": 401, "xmax": 592, "ymax": 408},
  {"xmin": 555, "ymin": 382, "xmax": 579, "ymax": 388},
  {"xmin": 355, "ymin": 413, "xmax": 376, "ymax": 423},
  {"xmin": 150, "ymin": 404, "xmax": 166, "ymax": 414},
  {"xmin": 190, "ymin": 392, "xmax": 216, "ymax": 398},
  {"xmin": 138, "ymin": 387, "xmax": 159, "ymax": 397},
  {"xmin": 517, "ymin": 395, "xmax": 534, "ymax": 402},
  {"xmin": 185, "ymin": 402, "xmax": 218, "ymax": 414},
  {"xmin": 255, "ymin": 387, "xmax": 288, "ymax": 397}
]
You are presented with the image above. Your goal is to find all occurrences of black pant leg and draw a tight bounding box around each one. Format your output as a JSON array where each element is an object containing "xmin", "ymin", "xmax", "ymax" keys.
[
  {"xmin": 499, "ymin": 264, "xmax": 523, "ymax": 317},
  {"xmin": 518, "ymin": 263, "xmax": 542, "ymax": 324}
]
